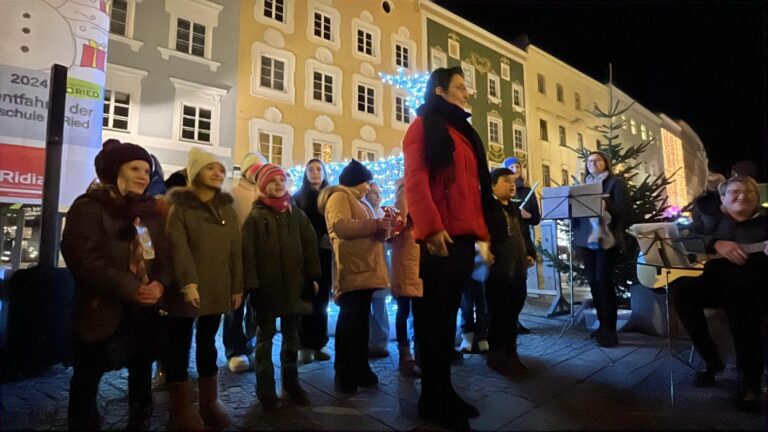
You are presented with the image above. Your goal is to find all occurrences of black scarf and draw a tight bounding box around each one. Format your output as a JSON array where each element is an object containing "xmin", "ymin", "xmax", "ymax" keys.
[{"xmin": 416, "ymin": 97, "xmax": 495, "ymax": 226}]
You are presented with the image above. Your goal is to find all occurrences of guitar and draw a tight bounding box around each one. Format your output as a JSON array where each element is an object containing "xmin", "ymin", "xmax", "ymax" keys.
[{"xmin": 636, "ymin": 241, "xmax": 765, "ymax": 289}]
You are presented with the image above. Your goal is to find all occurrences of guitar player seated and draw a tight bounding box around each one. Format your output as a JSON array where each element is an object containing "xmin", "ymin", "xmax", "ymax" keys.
[{"xmin": 671, "ymin": 175, "xmax": 767, "ymax": 412}]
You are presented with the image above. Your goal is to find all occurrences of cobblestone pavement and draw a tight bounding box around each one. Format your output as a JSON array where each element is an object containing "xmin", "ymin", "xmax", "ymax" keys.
[{"xmin": 1, "ymin": 311, "xmax": 766, "ymax": 431}]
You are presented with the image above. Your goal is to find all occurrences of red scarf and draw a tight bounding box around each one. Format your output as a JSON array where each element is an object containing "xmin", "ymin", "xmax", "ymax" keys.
[{"xmin": 261, "ymin": 192, "xmax": 291, "ymax": 213}]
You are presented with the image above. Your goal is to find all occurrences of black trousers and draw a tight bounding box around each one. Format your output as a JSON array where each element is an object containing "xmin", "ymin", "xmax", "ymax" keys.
[
  {"xmin": 68, "ymin": 308, "xmax": 157, "ymax": 430},
  {"xmin": 164, "ymin": 314, "xmax": 222, "ymax": 383},
  {"xmin": 396, "ymin": 295, "xmax": 414, "ymax": 347},
  {"xmin": 413, "ymin": 236, "xmax": 475, "ymax": 407},
  {"xmin": 580, "ymin": 247, "xmax": 619, "ymax": 331},
  {"xmin": 300, "ymin": 251, "xmax": 333, "ymax": 350},
  {"xmin": 223, "ymin": 293, "xmax": 255, "ymax": 358},
  {"xmin": 334, "ymin": 289, "xmax": 375, "ymax": 382},
  {"xmin": 486, "ymin": 276, "xmax": 527, "ymax": 353},
  {"xmin": 672, "ymin": 257, "xmax": 767, "ymax": 391}
]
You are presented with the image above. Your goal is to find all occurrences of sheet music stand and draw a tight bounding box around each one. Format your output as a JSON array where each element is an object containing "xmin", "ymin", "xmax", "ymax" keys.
[
  {"xmin": 630, "ymin": 223, "xmax": 704, "ymax": 406},
  {"xmin": 540, "ymin": 183, "xmax": 604, "ymax": 353}
]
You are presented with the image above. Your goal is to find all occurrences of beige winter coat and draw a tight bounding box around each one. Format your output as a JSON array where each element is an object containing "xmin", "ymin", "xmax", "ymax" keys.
[
  {"xmin": 318, "ymin": 185, "xmax": 389, "ymax": 300},
  {"xmin": 232, "ymin": 178, "xmax": 259, "ymax": 227},
  {"xmin": 390, "ymin": 193, "xmax": 423, "ymax": 298}
]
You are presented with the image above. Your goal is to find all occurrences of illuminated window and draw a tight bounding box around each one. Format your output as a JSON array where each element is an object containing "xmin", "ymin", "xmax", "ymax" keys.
[
  {"xmin": 542, "ymin": 164, "xmax": 551, "ymax": 187},
  {"xmin": 630, "ymin": 118, "xmax": 637, "ymax": 135},
  {"xmin": 259, "ymin": 131, "xmax": 283, "ymax": 165},
  {"xmin": 312, "ymin": 140, "xmax": 334, "ymax": 164},
  {"xmin": 357, "ymin": 148, "xmax": 377, "ymax": 162},
  {"xmin": 640, "ymin": 123, "xmax": 647, "ymax": 140}
]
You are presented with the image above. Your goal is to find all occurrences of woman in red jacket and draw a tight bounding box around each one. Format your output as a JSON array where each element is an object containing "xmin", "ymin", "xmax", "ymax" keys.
[{"xmin": 403, "ymin": 66, "xmax": 495, "ymax": 431}]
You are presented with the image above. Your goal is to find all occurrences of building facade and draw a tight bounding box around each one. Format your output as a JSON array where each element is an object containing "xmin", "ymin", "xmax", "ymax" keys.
[
  {"xmin": 233, "ymin": 0, "xmax": 422, "ymax": 174},
  {"xmin": 103, "ymin": 0, "xmax": 240, "ymax": 175},
  {"xmin": 421, "ymin": 1, "xmax": 528, "ymax": 169}
]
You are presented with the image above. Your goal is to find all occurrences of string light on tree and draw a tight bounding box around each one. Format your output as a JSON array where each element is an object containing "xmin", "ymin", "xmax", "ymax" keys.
[{"xmin": 379, "ymin": 67, "xmax": 431, "ymax": 115}]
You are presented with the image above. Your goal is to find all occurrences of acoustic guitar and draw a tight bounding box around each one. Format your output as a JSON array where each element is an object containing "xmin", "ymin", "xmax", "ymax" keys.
[{"xmin": 637, "ymin": 241, "xmax": 765, "ymax": 289}]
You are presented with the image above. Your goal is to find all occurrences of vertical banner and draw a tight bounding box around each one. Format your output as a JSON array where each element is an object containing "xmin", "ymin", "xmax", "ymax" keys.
[{"xmin": 0, "ymin": 0, "xmax": 110, "ymax": 208}]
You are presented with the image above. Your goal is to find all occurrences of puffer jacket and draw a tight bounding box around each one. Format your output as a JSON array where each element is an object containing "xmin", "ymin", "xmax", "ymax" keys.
[
  {"xmin": 390, "ymin": 192, "xmax": 422, "ymax": 298},
  {"xmin": 61, "ymin": 186, "xmax": 172, "ymax": 343},
  {"xmin": 318, "ymin": 185, "xmax": 389, "ymax": 299},
  {"xmin": 165, "ymin": 188, "xmax": 243, "ymax": 317}
]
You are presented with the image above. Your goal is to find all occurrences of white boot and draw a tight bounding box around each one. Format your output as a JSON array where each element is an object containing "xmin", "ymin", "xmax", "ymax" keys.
[{"xmin": 459, "ymin": 332, "xmax": 475, "ymax": 353}]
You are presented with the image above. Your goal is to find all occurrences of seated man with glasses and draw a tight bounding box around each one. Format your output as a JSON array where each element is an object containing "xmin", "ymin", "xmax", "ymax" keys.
[{"xmin": 672, "ymin": 175, "xmax": 767, "ymax": 412}]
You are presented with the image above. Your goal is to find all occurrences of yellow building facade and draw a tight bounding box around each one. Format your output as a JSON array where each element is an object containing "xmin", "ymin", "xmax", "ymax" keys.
[{"xmin": 234, "ymin": 0, "xmax": 422, "ymax": 173}]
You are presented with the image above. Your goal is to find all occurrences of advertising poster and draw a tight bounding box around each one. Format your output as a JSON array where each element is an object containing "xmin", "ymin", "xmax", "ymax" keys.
[{"xmin": 0, "ymin": 0, "xmax": 110, "ymax": 207}]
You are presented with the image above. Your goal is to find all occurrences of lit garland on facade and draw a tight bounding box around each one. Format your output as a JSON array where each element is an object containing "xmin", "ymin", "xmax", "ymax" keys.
[{"xmin": 379, "ymin": 67, "xmax": 431, "ymax": 115}]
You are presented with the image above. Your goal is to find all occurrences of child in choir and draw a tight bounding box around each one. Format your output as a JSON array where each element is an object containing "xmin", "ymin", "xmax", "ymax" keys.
[{"xmin": 241, "ymin": 163, "xmax": 321, "ymax": 410}]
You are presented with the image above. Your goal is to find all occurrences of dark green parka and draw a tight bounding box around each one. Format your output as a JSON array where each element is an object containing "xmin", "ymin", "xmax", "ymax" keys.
[{"xmin": 242, "ymin": 200, "xmax": 321, "ymax": 317}]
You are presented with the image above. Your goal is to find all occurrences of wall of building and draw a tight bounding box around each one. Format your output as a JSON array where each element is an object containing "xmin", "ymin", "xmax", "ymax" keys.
[
  {"xmin": 103, "ymin": 0, "xmax": 240, "ymax": 174},
  {"xmin": 233, "ymin": 0, "xmax": 422, "ymax": 173}
]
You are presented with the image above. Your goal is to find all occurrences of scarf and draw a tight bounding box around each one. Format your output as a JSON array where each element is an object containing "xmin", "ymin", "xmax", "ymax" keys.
[
  {"xmin": 585, "ymin": 172, "xmax": 615, "ymax": 250},
  {"xmin": 261, "ymin": 192, "xmax": 291, "ymax": 213}
]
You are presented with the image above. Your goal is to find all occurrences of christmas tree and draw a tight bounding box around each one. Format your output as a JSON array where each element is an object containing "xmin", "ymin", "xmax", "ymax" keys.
[{"xmin": 538, "ymin": 66, "xmax": 675, "ymax": 305}]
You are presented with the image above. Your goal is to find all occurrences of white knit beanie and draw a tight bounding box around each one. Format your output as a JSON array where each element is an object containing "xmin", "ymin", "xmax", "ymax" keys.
[{"xmin": 187, "ymin": 147, "xmax": 224, "ymax": 186}]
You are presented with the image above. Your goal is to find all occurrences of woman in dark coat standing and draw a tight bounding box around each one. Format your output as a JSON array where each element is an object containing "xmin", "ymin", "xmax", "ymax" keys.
[
  {"xmin": 403, "ymin": 67, "xmax": 495, "ymax": 430},
  {"xmin": 61, "ymin": 140, "xmax": 171, "ymax": 430},
  {"xmin": 572, "ymin": 151, "xmax": 632, "ymax": 348},
  {"xmin": 293, "ymin": 159, "xmax": 333, "ymax": 363}
]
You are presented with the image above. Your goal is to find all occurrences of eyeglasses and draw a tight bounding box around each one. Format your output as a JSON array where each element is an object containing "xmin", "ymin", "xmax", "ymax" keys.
[{"xmin": 725, "ymin": 189, "xmax": 757, "ymax": 198}]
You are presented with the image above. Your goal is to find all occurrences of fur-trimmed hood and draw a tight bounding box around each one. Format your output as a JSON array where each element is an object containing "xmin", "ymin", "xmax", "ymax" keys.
[
  {"xmin": 167, "ymin": 187, "xmax": 234, "ymax": 209},
  {"xmin": 318, "ymin": 185, "xmax": 362, "ymax": 214}
]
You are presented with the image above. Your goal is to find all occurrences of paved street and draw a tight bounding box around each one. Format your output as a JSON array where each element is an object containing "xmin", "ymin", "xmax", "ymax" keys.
[{"xmin": 1, "ymin": 308, "xmax": 765, "ymax": 431}]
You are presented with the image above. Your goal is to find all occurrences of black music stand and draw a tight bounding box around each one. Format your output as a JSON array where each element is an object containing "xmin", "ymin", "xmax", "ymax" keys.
[
  {"xmin": 540, "ymin": 183, "xmax": 604, "ymax": 353},
  {"xmin": 631, "ymin": 224, "xmax": 704, "ymax": 406}
]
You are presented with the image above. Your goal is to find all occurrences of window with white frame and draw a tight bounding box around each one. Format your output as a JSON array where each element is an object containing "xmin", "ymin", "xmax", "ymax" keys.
[
  {"xmin": 513, "ymin": 125, "xmax": 525, "ymax": 151},
  {"xmin": 511, "ymin": 83, "xmax": 524, "ymax": 109},
  {"xmin": 539, "ymin": 119, "xmax": 549, "ymax": 141},
  {"xmin": 542, "ymin": 164, "xmax": 551, "ymax": 187},
  {"xmin": 640, "ymin": 123, "xmax": 647, "ymax": 140},
  {"xmin": 160, "ymin": 0, "xmax": 222, "ymax": 70},
  {"xmin": 109, "ymin": 0, "xmax": 130, "ymax": 36},
  {"xmin": 461, "ymin": 62, "xmax": 476, "ymax": 92},
  {"xmin": 312, "ymin": 140, "xmax": 334, "ymax": 164},
  {"xmin": 249, "ymin": 117, "xmax": 294, "ymax": 167},
  {"xmin": 561, "ymin": 168, "xmax": 569, "ymax": 186},
  {"xmin": 307, "ymin": 1, "xmax": 343, "ymax": 51},
  {"xmin": 558, "ymin": 125, "xmax": 566, "ymax": 146},
  {"xmin": 351, "ymin": 75, "xmax": 383, "ymax": 124},
  {"xmin": 537, "ymin": 73, "xmax": 546, "ymax": 94},
  {"xmin": 357, "ymin": 148, "xmax": 377, "ymax": 162},
  {"xmin": 104, "ymin": 63, "xmax": 146, "ymax": 134},
  {"xmin": 313, "ymin": 11, "xmax": 332, "ymax": 41},
  {"xmin": 574, "ymin": 92, "xmax": 581, "ymax": 110},
  {"xmin": 487, "ymin": 117, "xmax": 502, "ymax": 145},
  {"xmin": 393, "ymin": 93, "xmax": 411, "ymax": 126},
  {"xmin": 108, "ymin": 0, "xmax": 142, "ymax": 50},
  {"xmin": 103, "ymin": 89, "xmax": 131, "ymax": 131},
  {"xmin": 630, "ymin": 118, "xmax": 637, "ymax": 135},
  {"xmin": 181, "ymin": 104, "xmax": 212, "ymax": 143},
  {"xmin": 430, "ymin": 48, "xmax": 447, "ymax": 70},
  {"xmin": 251, "ymin": 42, "xmax": 295, "ymax": 103},
  {"xmin": 556, "ymin": 83, "xmax": 564, "ymax": 102},
  {"xmin": 487, "ymin": 74, "xmax": 500, "ymax": 104},
  {"xmin": 259, "ymin": 131, "xmax": 284, "ymax": 165},
  {"xmin": 577, "ymin": 132, "xmax": 584, "ymax": 148},
  {"xmin": 263, "ymin": 0, "xmax": 285, "ymax": 22},
  {"xmin": 305, "ymin": 59, "xmax": 342, "ymax": 115},
  {"xmin": 175, "ymin": 18, "xmax": 206, "ymax": 57},
  {"xmin": 395, "ymin": 43, "xmax": 410, "ymax": 69},
  {"xmin": 500, "ymin": 62, "xmax": 510, "ymax": 80},
  {"xmin": 171, "ymin": 77, "xmax": 226, "ymax": 147},
  {"xmin": 352, "ymin": 19, "xmax": 380, "ymax": 63},
  {"xmin": 254, "ymin": 0, "xmax": 294, "ymax": 32},
  {"xmin": 260, "ymin": 55, "xmax": 285, "ymax": 91},
  {"xmin": 448, "ymin": 39, "xmax": 460, "ymax": 59}
]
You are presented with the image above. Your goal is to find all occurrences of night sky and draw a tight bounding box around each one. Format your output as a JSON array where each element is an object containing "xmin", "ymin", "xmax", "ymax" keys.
[{"xmin": 432, "ymin": 0, "xmax": 767, "ymax": 181}]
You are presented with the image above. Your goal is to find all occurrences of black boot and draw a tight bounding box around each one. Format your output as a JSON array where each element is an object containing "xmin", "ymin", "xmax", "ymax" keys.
[
  {"xmin": 694, "ymin": 357, "xmax": 725, "ymax": 387},
  {"xmin": 281, "ymin": 367, "xmax": 310, "ymax": 406}
]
